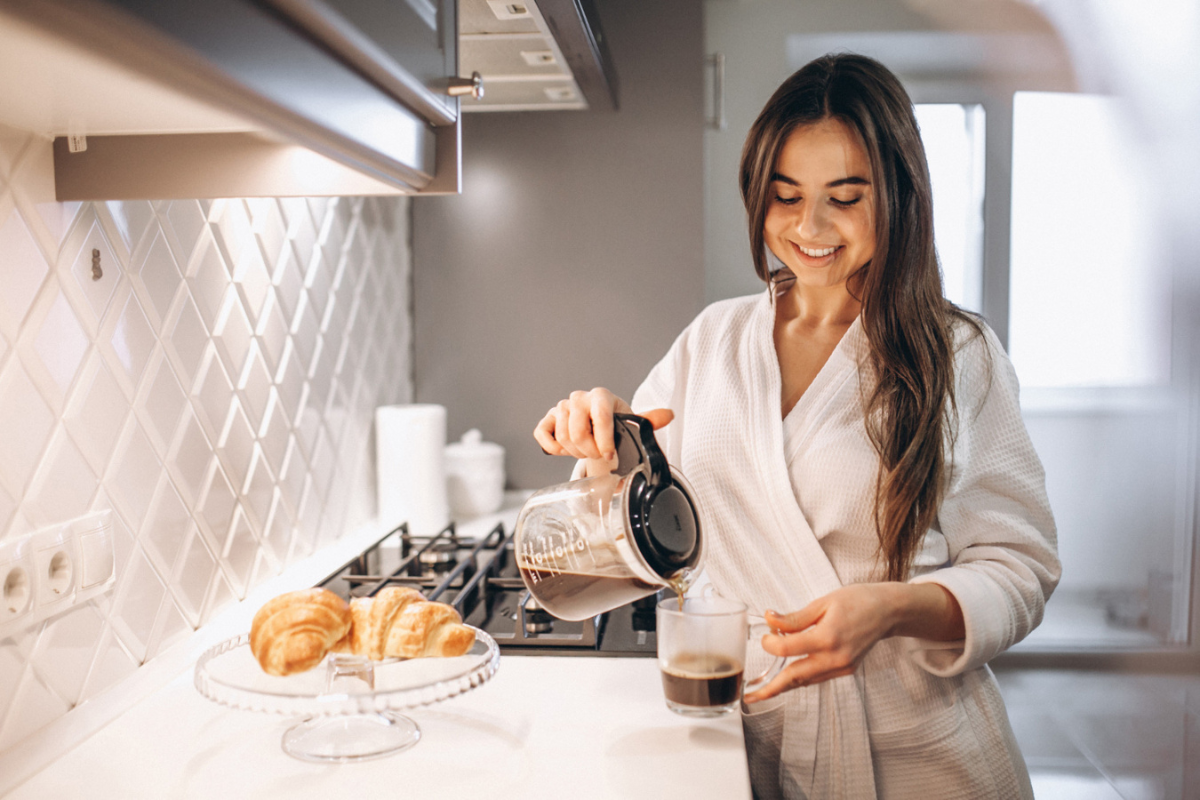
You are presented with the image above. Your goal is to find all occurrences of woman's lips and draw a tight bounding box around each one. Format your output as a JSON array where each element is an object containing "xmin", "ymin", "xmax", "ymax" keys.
[{"xmin": 790, "ymin": 242, "xmax": 842, "ymax": 265}]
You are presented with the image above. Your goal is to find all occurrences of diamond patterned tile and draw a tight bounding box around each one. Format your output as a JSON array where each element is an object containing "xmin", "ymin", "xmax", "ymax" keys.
[
  {"xmin": 0, "ymin": 180, "xmax": 410, "ymax": 756},
  {"xmin": 166, "ymin": 407, "xmax": 212, "ymax": 506},
  {"xmin": 248, "ymin": 198, "xmax": 287, "ymax": 268},
  {"xmin": 140, "ymin": 475, "xmax": 193, "ymax": 578},
  {"xmin": 61, "ymin": 212, "xmax": 122, "ymax": 334},
  {"xmin": 273, "ymin": 245, "xmax": 305, "ymax": 323},
  {"xmin": 62, "ymin": 353, "xmax": 130, "ymax": 477},
  {"xmin": 104, "ymin": 201, "xmax": 156, "ymax": 256},
  {"xmin": 221, "ymin": 507, "xmax": 259, "ymax": 600},
  {"xmin": 258, "ymin": 389, "xmax": 290, "ymax": 476},
  {"xmin": 296, "ymin": 472, "xmax": 322, "ymax": 539},
  {"xmin": 30, "ymin": 603, "xmax": 105, "ymax": 707},
  {"xmin": 25, "ymin": 427, "xmax": 98, "ymax": 528},
  {"xmin": 0, "ymin": 665, "xmax": 69, "ymax": 752},
  {"xmin": 259, "ymin": 489, "xmax": 291, "ymax": 568},
  {"xmin": 248, "ymin": 548, "xmax": 275, "ymax": 593},
  {"xmin": 78, "ymin": 624, "xmax": 138, "ymax": 703},
  {"xmin": 133, "ymin": 229, "xmax": 183, "ymax": 329},
  {"xmin": 294, "ymin": 390, "xmax": 322, "ymax": 461},
  {"xmin": 242, "ymin": 446, "xmax": 274, "ymax": 530},
  {"xmin": 277, "ymin": 435, "xmax": 306, "ymax": 515},
  {"xmin": 321, "ymin": 299, "xmax": 347, "ymax": 364},
  {"xmin": 162, "ymin": 200, "xmax": 207, "ymax": 264},
  {"xmin": 290, "ymin": 293, "xmax": 320, "ymax": 374},
  {"xmin": 138, "ymin": 352, "xmax": 187, "ymax": 455},
  {"xmin": 109, "ymin": 547, "xmax": 166, "ymax": 664},
  {"xmin": 172, "ymin": 528, "xmax": 215, "ymax": 627},
  {"xmin": 187, "ymin": 233, "xmax": 231, "ymax": 333},
  {"xmin": 108, "ymin": 424, "xmax": 162, "ymax": 530},
  {"xmin": 213, "ymin": 199, "xmax": 255, "ymax": 275},
  {"xmin": 255, "ymin": 290, "xmax": 288, "ymax": 375},
  {"xmin": 320, "ymin": 201, "xmax": 348, "ymax": 269},
  {"xmin": 0, "ymin": 360, "xmax": 55, "ymax": 499},
  {"xmin": 305, "ymin": 260, "xmax": 333, "ymax": 322},
  {"xmin": 0, "ymin": 208, "xmax": 50, "ymax": 332},
  {"xmin": 0, "ymin": 640, "xmax": 27, "ymax": 734},
  {"xmin": 201, "ymin": 570, "xmax": 236, "ymax": 627},
  {"xmin": 163, "ymin": 291, "xmax": 208, "ymax": 390},
  {"xmin": 274, "ymin": 339, "xmax": 306, "ymax": 423},
  {"xmin": 32, "ymin": 288, "xmax": 90, "ymax": 401},
  {"xmin": 338, "ymin": 232, "xmax": 368, "ymax": 293},
  {"xmin": 192, "ymin": 344, "xmax": 233, "ymax": 441},
  {"xmin": 0, "ymin": 481, "xmax": 16, "ymax": 538},
  {"xmin": 101, "ymin": 288, "xmax": 156, "ymax": 392},
  {"xmin": 213, "ymin": 289, "xmax": 252, "ymax": 379},
  {"xmin": 234, "ymin": 245, "xmax": 271, "ymax": 325},
  {"xmin": 238, "ymin": 344, "xmax": 271, "ymax": 432},
  {"xmin": 146, "ymin": 593, "xmax": 190, "ymax": 660},
  {"xmin": 216, "ymin": 399, "xmax": 254, "ymax": 493},
  {"xmin": 196, "ymin": 460, "xmax": 236, "ymax": 547}
]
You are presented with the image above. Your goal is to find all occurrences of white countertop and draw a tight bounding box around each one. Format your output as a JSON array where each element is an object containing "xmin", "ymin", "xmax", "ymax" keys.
[
  {"xmin": 6, "ymin": 498, "xmax": 751, "ymax": 799},
  {"xmin": 9, "ymin": 655, "xmax": 750, "ymax": 800}
]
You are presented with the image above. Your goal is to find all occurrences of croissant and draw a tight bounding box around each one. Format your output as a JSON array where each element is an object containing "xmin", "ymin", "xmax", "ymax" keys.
[
  {"xmin": 383, "ymin": 600, "xmax": 476, "ymax": 659},
  {"xmin": 249, "ymin": 588, "xmax": 351, "ymax": 677},
  {"xmin": 331, "ymin": 586, "xmax": 425, "ymax": 660}
]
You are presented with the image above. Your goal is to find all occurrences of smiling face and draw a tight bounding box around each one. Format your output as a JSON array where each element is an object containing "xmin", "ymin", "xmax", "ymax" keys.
[{"xmin": 764, "ymin": 117, "xmax": 877, "ymax": 292}]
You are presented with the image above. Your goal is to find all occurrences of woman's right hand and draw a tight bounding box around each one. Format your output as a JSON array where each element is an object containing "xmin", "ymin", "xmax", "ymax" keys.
[{"xmin": 533, "ymin": 388, "xmax": 674, "ymax": 476}]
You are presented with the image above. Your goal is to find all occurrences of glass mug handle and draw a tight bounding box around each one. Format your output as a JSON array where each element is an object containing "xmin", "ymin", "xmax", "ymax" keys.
[{"xmin": 742, "ymin": 622, "xmax": 787, "ymax": 697}]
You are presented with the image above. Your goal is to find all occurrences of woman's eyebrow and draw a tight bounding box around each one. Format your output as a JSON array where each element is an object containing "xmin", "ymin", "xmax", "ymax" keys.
[{"xmin": 770, "ymin": 173, "xmax": 870, "ymax": 188}]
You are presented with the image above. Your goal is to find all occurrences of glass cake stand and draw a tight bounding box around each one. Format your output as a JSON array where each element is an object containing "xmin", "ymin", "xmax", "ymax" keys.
[{"xmin": 194, "ymin": 626, "xmax": 499, "ymax": 763}]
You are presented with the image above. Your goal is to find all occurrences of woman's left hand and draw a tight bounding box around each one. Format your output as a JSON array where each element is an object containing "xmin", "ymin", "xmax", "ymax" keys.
[
  {"xmin": 743, "ymin": 583, "xmax": 901, "ymax": 704},
  {"xmin": 743, "ymin": 581, "xmax": 965, "ymax": 703}
]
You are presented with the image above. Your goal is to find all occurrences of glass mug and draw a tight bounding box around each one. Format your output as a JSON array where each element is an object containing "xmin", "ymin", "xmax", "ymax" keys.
[{"xmin": 656, "ymin": 594, "xmax": 785, "ymax": 717}]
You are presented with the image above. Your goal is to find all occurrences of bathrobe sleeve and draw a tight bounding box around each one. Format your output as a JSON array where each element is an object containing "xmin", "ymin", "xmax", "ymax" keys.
[
  {"xmin": 569, "ymin": 324, "xmax": 693, "ymax": 480},
  {"xmin": 629, "ymin": 324, "xmax": 693, "ymax": 468},
  {"xmin": 906, "ymin": 325, "xmax": 1061, "ymax": 676}
]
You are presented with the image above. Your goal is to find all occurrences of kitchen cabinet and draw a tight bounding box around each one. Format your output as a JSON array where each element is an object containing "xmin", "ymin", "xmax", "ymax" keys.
[{"xmin": 0, "ymin": 0, "xmax": 468, "ymax": 198}]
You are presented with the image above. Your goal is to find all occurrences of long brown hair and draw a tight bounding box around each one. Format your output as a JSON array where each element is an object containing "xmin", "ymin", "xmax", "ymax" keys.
[{"xmin": 740, "ymin": 54, "xmax": 983, "ymax": 582}]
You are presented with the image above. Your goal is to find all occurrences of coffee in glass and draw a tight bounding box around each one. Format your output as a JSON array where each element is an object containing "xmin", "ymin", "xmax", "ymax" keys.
[{"xmin": 656, "ymin": 594, "xmax": 783, "ymax": 717}]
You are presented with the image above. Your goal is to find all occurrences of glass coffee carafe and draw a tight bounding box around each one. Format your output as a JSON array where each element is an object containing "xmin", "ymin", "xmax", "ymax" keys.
[{"xmin": 514, "ymin": 414, "xmax": 704, "ymax": 621}]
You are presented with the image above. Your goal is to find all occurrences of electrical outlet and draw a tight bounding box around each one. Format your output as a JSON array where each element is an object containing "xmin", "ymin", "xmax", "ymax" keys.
[
  {"xmin": 0, "ymin": 511, "xmax": 115, "ymax": 641},
  {"xmin": 34, "ymin": 528, "xmax": 76, "ymax": 608}
]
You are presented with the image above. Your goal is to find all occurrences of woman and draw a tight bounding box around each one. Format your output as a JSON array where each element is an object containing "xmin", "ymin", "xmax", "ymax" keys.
[{"xmin": 534, "ymin": 54, "xmax": 1059, "ymax": 799}]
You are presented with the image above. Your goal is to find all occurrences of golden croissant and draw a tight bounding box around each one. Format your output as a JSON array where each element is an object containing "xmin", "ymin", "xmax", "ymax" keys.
[
  {"xmin": 249, "ymin": 588, "xmax": 352, "ymax": 677},
  {"xmin": 251, "ymin": 586, "xmax": 476, "ymax": 676}
]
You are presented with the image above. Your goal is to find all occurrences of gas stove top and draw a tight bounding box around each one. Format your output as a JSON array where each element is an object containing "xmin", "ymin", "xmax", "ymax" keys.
[{"xmin": 317, "ymin": 521, "xmax": 658, "ymax": 657}]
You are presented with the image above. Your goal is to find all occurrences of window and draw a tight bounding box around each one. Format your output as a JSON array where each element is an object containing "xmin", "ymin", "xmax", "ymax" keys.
[
  {"xmin": 914, "ymin": 104, "xmax": 986, "ymax": 312},
  {"xmin": 1009, "ymin": 91, "xmax": 1172, "ymax": 389}
]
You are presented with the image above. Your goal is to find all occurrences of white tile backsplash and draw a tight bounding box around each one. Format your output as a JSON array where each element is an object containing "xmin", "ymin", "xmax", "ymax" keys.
[{"xmin": 0, "ymin": 125, "xmax": 412, "ymax": 754}]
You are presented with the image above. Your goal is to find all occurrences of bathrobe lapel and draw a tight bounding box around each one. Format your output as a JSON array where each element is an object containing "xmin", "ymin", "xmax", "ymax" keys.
[{"xmin": 740, "ymin": 294, "xmax": 877, "ymax": 799}]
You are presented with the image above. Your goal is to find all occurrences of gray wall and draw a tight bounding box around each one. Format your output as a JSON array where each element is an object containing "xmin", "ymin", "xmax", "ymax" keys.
[{"xmin": 413, "ymin": 0, "xmax": 705, "ymax": 490}]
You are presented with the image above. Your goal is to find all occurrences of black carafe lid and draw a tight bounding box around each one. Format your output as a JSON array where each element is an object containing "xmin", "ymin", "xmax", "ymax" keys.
[{"xmin": 612, "ymin": 414, "xmax": 700, "ymax": 578}]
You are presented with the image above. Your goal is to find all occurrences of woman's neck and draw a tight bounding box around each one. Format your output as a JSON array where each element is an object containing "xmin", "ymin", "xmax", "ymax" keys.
[{"xmin": 776, "ymin": 281, "xmax": 861, "ymax": 330}]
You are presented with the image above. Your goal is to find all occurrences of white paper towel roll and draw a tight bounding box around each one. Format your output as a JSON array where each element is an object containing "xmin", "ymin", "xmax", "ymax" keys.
[{"xmin": 376, "ymin": 404, "xmax": 449, "ymax": 534}]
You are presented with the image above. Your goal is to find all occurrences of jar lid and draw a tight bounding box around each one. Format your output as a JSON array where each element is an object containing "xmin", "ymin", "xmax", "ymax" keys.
[{"xmin": 445, "ymin": 429, "xmax": 504, "ymax": 458}]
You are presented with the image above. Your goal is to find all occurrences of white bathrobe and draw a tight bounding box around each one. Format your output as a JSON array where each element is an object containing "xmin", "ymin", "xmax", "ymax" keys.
[{"xmin": 629, "ymin": 291, "xmax": 1060, "ymax": 800}]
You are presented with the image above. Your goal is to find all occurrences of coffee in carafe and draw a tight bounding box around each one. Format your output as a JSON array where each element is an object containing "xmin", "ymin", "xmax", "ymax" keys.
[{"xmin": 514, "ymin": 414, "xmax": 703, "ymax": 621}]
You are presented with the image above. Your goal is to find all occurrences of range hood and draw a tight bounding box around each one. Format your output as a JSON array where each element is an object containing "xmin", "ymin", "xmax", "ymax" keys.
[
  {"xmin": 459, "ymin": 0, "xmax": 618, "ymax": 112},
  {"xmin": 0, "ymin": 0, "xmax": 617, "ymax": 201}
]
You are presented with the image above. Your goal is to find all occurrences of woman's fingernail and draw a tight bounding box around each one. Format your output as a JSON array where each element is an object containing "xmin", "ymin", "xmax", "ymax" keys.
[{"xmin": 765, "ymin": 609, "xmax": 778, "ymax": 617}]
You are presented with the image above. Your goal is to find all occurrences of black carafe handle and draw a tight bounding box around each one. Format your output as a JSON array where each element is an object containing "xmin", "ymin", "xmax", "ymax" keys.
[{"xmin": 612, "ymin": 413, "xmax": 671, "ymax": 491}]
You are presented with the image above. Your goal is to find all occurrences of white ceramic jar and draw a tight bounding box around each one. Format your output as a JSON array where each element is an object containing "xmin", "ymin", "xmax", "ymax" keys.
[{"xmin": 444, "ymin": 429, "xmax": 506, "ymax": 517}]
